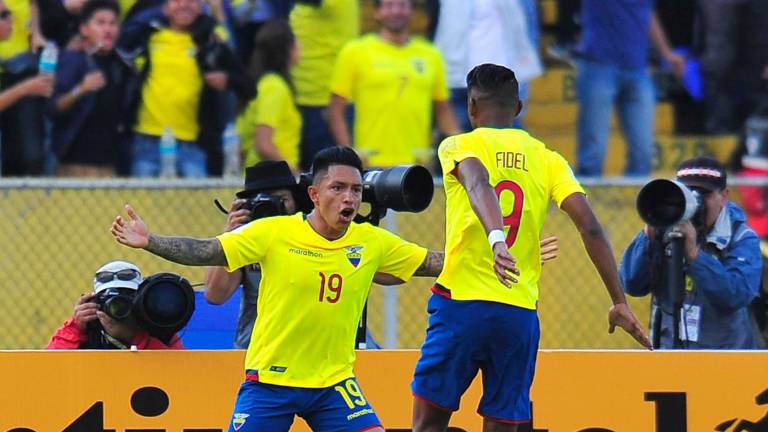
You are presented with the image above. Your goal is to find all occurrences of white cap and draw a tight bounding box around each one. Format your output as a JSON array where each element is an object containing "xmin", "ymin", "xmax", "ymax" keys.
[{"xmin": 93, "ymin": 260, "xmax": 142, "ymax": 293}]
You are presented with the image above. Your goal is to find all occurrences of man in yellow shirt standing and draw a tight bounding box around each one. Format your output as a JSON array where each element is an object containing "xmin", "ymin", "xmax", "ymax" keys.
[
  {"xmin": 290, "ymin": 0, "xmax": 359, "ymax": 171},
  {"xmin": 119, "ymin": 0, "xmax": 251, "ymax": 178},
  {"xmin": 328, "ymin": 0, "xmax": 458, "ymax": 168},
  {"xmin": 110, "ymin": 147, "xmax": 445, "ymax": 432},
  {"xmin": 410, "ymin": 64, "xmax": 652, "ymax": 431}
]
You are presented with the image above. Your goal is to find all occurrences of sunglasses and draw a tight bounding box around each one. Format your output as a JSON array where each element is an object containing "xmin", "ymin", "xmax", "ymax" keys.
[
  {"xmin": 95, "ymin": 269, "xmax": 140, "ymax": 283},
  {"xmin": 0, "ymin": 10, "xmax": 12, "ymax": 20}
]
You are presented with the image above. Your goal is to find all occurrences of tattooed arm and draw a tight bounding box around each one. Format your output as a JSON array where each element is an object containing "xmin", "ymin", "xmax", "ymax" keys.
[
  {"xmin": 111, "ymin": 204, "xmax": 228, "ymax": 267},
  {"xmin": 414, "ymin": 251, "xmax": 444, "ymax": 277},
  {"xmin": 146, "ymin": 234, "xmax": 228, "ymax": 266}
]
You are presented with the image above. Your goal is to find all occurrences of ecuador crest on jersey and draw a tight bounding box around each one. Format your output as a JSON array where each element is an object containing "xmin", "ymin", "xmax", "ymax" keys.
[
  {"xmin": 232, "ymin": 413, "xmax": 249, "ymax": 431},
  {"xmin": 345, "ymin": 246, "xmax": 363, "ymax": 268}
]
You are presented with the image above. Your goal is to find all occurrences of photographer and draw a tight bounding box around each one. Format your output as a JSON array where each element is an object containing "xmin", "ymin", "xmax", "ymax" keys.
[
  {"xmin": 205, "ymin": 160, "xmax": 300, "ymax": 349},
  {"xmin": 47, "ymin": 260, "xmax": 184, "ymax": 349},
  {"xmin": 620, "ymin": 157, "xmax": 763, "ymax": 349}
]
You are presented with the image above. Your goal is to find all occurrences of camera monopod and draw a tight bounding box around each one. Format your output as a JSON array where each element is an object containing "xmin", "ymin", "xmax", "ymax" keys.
[{"xmin": 637, "ymin": 179, "xmax": 701, "ymax": 348}]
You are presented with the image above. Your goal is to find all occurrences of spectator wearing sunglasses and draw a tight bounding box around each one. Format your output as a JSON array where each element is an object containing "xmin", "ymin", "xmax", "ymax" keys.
[
  {"xmin": 46, "ymin": 260, "xmax": 184, "ymax": 349},
  {"xmin": 620, "ymin": 157, "xmax": 764, "ymax": 349}
]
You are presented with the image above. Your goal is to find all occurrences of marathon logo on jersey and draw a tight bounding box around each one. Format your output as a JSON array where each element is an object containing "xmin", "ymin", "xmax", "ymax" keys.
[
  {"xmin": 346, "ymin": 246, "xmax": 363, "ymax": 268},
  {"xmin": 289, "ymin": 247, "xmax": 323, "ymax": 258},
  {"xmin": 232, "ymin": 413, "xmax": 249, "ymax": 431}
]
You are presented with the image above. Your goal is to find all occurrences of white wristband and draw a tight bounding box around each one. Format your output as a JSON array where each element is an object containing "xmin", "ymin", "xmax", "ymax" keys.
[{"xmin": 488, "ymin": 229, "xmax": 506, "ymax": 247}]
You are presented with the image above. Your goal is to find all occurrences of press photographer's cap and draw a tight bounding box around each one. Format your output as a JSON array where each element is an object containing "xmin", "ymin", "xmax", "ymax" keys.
[
  {"xmin": 93, "ymin": 260, "xmax": 142, "ymax": 293},
  {"xmin": 676, "ymin": 156, "xmax": 727, "ymax": 191},
  {"xmin": 236, "ymin": 160, "xmax": 297, "ymax": 198}
]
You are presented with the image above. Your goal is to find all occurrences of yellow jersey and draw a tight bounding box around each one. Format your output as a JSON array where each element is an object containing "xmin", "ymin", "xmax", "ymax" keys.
[
  {"xmin": 217, "ymin": 213, "xmax": 427, "ymax": 388},
  {"xmin": 436, "ymin": 128, "xmax": 584, "ymax": 309},
  {"xmin": 330, "ymin": 34, "xmax": 449, "ymax": 167},
  {"xmin": 0, "ymin": 0, "xmax": 30, "ymax": 60},
  {"xmin": 290, "ymin": 0, "xmax": 359, "ymax": 106},
  {"xmin": 236, "ymin": 73, "xmax": 301, "ymax": 170},
  {"xmin": 135, "ymin": 29, "xmax": 202, "ymax": 141}
]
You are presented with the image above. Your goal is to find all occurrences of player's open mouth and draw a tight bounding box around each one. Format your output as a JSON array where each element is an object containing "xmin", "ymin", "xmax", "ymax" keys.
[{"xmin": 339, "ymin": 208, "xmax": 355, "ymax": 222}]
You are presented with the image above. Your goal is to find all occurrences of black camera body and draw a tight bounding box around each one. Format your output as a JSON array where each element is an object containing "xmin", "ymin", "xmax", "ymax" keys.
[
  {"xmin": 240, "ymin": 192, "xmax": 288, "ymax": 220},
  {"xmin": 95, "ymin": 288, "xmax": 134, "ymax": 321}
]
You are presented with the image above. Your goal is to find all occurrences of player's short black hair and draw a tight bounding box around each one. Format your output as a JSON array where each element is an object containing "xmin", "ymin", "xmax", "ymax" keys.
[
  {"xmin": 466, "ymin": 63, "xmax": 519, "ymax": 111},
  {"xmin": 311, "ymin": 147, "xmax": 363, "ymax": 183},
  {"xmin": 79, "ymin": 0, "xmax": 120, "ymax": 25}
]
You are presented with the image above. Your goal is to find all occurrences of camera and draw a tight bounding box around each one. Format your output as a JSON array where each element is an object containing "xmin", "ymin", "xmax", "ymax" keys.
[
  {"xmin": 240, "ymin": 192, "xmax": 287, "ymax": 220},
  {"xmin": 96, "ymin": 288, "xmax": 134, "ymax": 321},
  {"xmin": 92, "ymin": 273, "xmax": 196, "ymax": 344},
  {"xmin": 636, "ymin": 179, "xmax": 706, "ymax": 228},
  {"xmin": 297, "ymin": 164, "xmax": 434, "ymax": 224}
]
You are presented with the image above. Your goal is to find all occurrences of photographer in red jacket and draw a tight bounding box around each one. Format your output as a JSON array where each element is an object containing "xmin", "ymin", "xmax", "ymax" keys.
[{"xmin": 47, "ymin": 260, "xmax": 183, "ymax": 349}]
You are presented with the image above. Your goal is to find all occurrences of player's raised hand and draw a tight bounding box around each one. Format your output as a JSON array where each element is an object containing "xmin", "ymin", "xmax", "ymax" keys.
[
  {"xmin": 540, "ymin": 236, "xmax": 559, "ymax": 264},
  {"xmin": 608, "ymin": 303, "xmax": 652, "ymax": 350},
  {"xmin": 111, "ymin": 204, "xmax": 150, "ymax": 249},
  {"xmin": 492, "ymin": 242, "xmax": 519, "ymax": 288}
]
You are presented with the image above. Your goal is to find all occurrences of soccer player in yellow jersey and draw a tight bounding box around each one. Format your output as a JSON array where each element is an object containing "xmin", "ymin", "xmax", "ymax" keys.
[
  {"xmin": 328, "ymin": 0, "xmax": 459, "ymax": 167},
  {"xmin": 111, "ymin": 147, "xmax": 445, "ymax": 432},
  {"xmin": 411, "ymin": 64, "xmax": 652, "ymax": 432}
]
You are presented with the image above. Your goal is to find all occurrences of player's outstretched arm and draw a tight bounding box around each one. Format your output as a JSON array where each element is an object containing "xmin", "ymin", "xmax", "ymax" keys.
[
  {"xmin": 454, "ymin": 158, "xmax": 519, "ymax": 287},
  {"xmin": 111, "ymin": 204, "xmax": 228, "ymax": 267},
  {"xmin": 560, "ymin": 193, "xmax": 652, "ymax": 349}
]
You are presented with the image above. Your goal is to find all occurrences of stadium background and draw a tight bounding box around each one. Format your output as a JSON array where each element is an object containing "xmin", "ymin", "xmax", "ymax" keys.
[{"xmin": 0, "ymin": 0, "xmax": 751, "ymax": 349}]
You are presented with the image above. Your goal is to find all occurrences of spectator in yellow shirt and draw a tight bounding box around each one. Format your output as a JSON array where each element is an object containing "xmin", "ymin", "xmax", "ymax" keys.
[
  {"xmin": 236, "ymin": 20, "xmax": 301, "ymax": 172},
  {"xmin": 328, "ymin": 0, "xmax": 458, "ymax": 168},
  {"xmin": 290, "ymin": 0, "xmax": 359, "ymax": 171}
]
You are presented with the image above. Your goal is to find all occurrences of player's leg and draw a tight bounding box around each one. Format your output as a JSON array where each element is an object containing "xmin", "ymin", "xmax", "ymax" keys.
[
  {"xmin": 411, "ymin": 292, "xmax": 485, "ymax": 432},
  {"xmin": 412, "ymin": 396, "xmax": 452, "ymax": 432},
  {"xmin": 477, "ymin": 303, "xmax": 540, "ymax": 431},
  {"xmin": 301, "ymin": 377, "xmax": 383, "ymax": 432},
  {"xmin": 227, "ymin": 380, "xmax": 297, "ymax": 432}
]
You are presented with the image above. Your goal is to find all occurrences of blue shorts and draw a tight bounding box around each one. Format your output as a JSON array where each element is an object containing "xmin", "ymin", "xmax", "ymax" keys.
[
  {"xmin": 228, "ymin": 377, "xmax": 382, "ymax": 432},
  {"xmin": 411, "ymin": 291, "xmax": 540, "ymax": 423}
]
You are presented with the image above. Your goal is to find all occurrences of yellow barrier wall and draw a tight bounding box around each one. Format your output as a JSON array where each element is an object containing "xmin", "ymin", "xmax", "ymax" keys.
[
  {"xmin": 2, "ymin": 350, "xmax": 767, "ymax": 431},
  {"xmin": 0, "ymin": 184, "xmax": 655, "ymax": 350}
]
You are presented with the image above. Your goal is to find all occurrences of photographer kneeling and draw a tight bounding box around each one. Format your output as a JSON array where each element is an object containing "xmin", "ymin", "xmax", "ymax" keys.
[
  {"xmin": 47, "ymin": 260, "xmax": 184, "ymax": 349},
  {"xmin": 620, "ymin": 157, "xmax": 763, "ymax": 349}
]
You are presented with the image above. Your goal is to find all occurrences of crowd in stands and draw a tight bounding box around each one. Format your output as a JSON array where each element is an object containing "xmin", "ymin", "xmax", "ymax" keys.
[{"xmin": 0, "ymin": 0, "xmax": 765, "ymax": 178}]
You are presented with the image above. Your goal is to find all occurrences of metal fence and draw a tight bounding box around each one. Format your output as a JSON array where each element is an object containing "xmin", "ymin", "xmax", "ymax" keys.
[{"xmin": 0, "ymin": 177, "xmax": 762, "ymax": 349}]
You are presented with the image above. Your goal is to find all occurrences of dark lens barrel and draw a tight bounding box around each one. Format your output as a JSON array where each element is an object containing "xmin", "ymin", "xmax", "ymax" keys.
[
  {"xmin": 103, "ymin": 295, "xmax": 132, "ymax": 320},
  {"xmin": 133, "ymin": 273, "xmax": 195, "ymax": 336},
  {"xmin": 365, "ymin": 165, "xmax": 434, "ymax": 212},
  {"xmin": 637, "ymin": 179, "xmax": 691, "ymax": 227}
]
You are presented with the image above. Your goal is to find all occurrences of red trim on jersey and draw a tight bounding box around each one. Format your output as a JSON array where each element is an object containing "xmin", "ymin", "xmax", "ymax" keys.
[
  {"xmin": 357, "ymin": 425, "xmax": 383, "ymax": 432},
  {"xmin": 480, "ymin": 413, "xmax": 529, "ymax": 424},
  {"xmin": 245, "ymin": 372, "xmax": 259, "ymax": 382},
  {"xmin": 413, "ymin": 392, "xmax": 453, "ymax": 412},
  {"xmin": 431, "ymin": 283, "xmax": 452, "ymax": 299}
]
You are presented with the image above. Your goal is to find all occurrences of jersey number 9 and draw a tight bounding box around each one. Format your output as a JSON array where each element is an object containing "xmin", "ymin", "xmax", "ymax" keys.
[{"xmin": 494, "ymin": 180, "xmax": 524, "ymax": 247}]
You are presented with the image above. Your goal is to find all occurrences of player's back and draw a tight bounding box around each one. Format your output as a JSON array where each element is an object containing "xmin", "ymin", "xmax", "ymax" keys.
[{"xmin": 436, "ymin": 127, "xmax": 583, "ymax": 309}]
